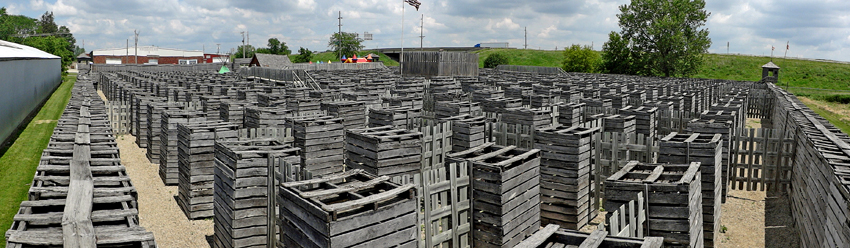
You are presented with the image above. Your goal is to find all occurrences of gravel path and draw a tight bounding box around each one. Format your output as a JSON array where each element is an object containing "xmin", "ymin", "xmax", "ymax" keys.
[
  {"xmin": 98, "ymin": 91, "xmax": 213, "ymax": 247},
  {"xmin": 117, "ymin": 134, "xmax": 214, "ymax": 247}
]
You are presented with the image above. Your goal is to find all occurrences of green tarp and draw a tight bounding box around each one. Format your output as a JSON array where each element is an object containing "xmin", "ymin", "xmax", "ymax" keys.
[{"xmin": 218, "ymin": 65, "xmax": 231, "ymax": 74}]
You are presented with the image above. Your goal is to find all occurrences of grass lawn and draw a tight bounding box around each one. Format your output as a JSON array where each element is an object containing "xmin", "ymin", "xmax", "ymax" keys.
[
  {"xmin": 472, "ymin": 49, "xmax": 563, "ymax": 68},
  {"xmin": 0, "ymin": 73, "xmax": 75, "ymax": 247}
]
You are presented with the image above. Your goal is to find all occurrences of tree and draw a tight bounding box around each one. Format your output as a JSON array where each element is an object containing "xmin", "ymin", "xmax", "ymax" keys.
[
  {"xmin": 328, "ymin": 32, "xmax": 364, "ymax": 59},
  {"xmin": 0, "ymin": 8, "xmax": 38, "ymax": 42},
  {"xmin": 292, "ymin": 47, "xmax": 313, "ymax": 63},
  {"xmin": 562, "ymin": 44, "xmax": 602, "ymax": 73},
  {"xmin": 232, "ymin": 44, "xmax": 256, "ymax": 59},
  {"xmin": 601, "ymin": 32, "xmax": 633, "ymax": 74},
  {"xmin": 21, "ymin": 36, "xmax": 73, "ymax": 73},
  {"xmin": 38, "ymin": 11, "xmax": 57, "ymax": 34},
  {"xmin": 602, "ymin": 0, "xmax": 711, "ymax": 77},
  {"xmin": 265, "ymin": 38, "xmax": 291, "ymax": 55},
  {"xmin": 483, "ymin": 53, "xmax": 509, "ymax": 68}
]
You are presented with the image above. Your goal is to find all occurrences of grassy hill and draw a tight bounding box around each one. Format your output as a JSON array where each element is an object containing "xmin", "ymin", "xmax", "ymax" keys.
[{"xmin": 474, "ymin": 48, "xmax": 850, "ymax": 133}]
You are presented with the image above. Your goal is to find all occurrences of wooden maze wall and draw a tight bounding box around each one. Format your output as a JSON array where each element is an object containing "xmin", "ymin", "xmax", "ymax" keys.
[{"xmin": 767, "ymin": 83, "xmax": 850, "ymax": 247}]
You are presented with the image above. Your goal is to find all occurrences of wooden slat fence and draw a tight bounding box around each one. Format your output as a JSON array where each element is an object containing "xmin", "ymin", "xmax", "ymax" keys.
[
  {"xmin": 730, "ymin": 127, "xmax": 795, "ymax": 192},
  {"xmin": 607, "ymin": 192, "xmax": 646, "ymax": 238},
  {"xmin": 403, "ymin": 52, "xmax": 479, "ymax": 77},
  {"xmin": 484, "ymin": 122, "xmax": 535, "ymax": 149},
  {"xmin": 269, "ymin": 157, "xmax": 312, "ymax": 248}
]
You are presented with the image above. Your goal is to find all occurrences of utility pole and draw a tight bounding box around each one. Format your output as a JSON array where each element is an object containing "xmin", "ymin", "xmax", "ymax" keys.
[
  {"xmin": 419, "ymin": 14, "xmax": 424, "ymax": 50},
  {"xmin": 134, "ymin": 29, "xmax": 139, "ymax": 64},
  {"xmin": 524, "ymin": 27, "xmax": 527, "ymax": 50},
  {"xmin": 240, "ymin": 31, "xmax": 245, "ymax": 59},
  {"xmin": 126, "ymin": 39, "xmax": 129, "ymax": 64},
  {"xmin": 338, "ymin": 11, "xmax": 343, "ymax": 60},
  {"xmin": 247, "ymin": 31, "xmax": 250, "ymax": 56}
]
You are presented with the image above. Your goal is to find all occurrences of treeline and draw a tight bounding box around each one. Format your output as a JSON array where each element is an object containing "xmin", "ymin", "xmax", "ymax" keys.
[{"xmin": 0, "ymin": 8, "xmax": 81, "ymax": 73}]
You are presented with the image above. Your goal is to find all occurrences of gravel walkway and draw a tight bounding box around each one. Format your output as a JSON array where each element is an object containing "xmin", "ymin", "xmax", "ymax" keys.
[
  {"xmin": 117, "ymin": 134, "xmax": 214, "ymax": 247},
  {"xmin": 98, "ymin": 91, "xmax": 213, "ymax": 247}
]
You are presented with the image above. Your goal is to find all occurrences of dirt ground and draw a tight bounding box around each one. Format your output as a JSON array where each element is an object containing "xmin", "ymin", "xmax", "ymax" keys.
[{"xmin": 716, "ymin": 190, "xmax": 766, "ymax": 248}]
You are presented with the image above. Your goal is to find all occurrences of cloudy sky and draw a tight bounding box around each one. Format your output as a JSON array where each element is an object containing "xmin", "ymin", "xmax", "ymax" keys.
[{"xmin": 5, "ymin": 0, "xmax": 850, "ymax": 61}]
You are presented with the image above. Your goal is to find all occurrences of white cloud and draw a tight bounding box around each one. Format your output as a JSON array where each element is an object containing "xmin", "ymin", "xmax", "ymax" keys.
[{"xmin": 5, "ymin": 0, "xmax": 850, "ymax": 61}]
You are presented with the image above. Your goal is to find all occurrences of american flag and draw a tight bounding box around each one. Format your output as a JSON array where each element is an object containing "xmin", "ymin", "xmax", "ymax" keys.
[{"xmin": 405, "ymin": 0, "xmax": 421, "ymax": 10}]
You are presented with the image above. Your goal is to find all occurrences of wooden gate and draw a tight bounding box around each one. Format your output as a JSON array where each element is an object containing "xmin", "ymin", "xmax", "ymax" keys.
[{"xmin": 730, "ymin": 128, "xmax": 794, "ymax": 192}]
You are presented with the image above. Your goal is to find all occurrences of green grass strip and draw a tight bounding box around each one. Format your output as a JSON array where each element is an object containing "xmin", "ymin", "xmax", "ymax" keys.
[
  {"xmin": 801, "ymin": 102, "xmax": 850, "ymax": 135},
  {"xmin": 0, "ymin": 73, "xmax": 76, "ymax": 247}
]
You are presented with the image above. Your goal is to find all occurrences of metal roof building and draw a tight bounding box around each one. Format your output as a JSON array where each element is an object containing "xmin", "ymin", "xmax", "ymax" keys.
[{"xmin": 0, "ymin": 40, "xmax": 62, "ymax": 147}]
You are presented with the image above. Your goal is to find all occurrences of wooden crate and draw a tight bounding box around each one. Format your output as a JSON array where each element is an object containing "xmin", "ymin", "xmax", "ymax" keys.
[
  {"xmin": 500, "ymin": 107, "xmax": 552, "ymax": 129},
  {"xmin": 447, "ymin": 143, "xmax": 541, "ymax": 248},
  {"xmin": 277, "ymin": 170, "xmax": 419, "ymax": 248},
  {"xmin": 557, "ymin": 102, "xmax": 585, "ymax": 127},
  {"xmin": 321, "ymin": 101, "xmax": 367, "ymax": 130},
  {"xmin": 514, "ymin": 225, "xmax": 663, "ymax": 248},
  {"xmin": 221, "ymin": 100, "xmax": 251, "ymax": 128},
  {"xmin": 367, "ymin": 106, "xmax": 423, "ymax": 130},
  {"xmin": 345, "ymin": 126, "xmax": 423, "ymax": 178},
  {"xmin": 534, "ymin": 125, "xmax": 600, "ymax": 230},
  {"xmin": 285, "ymin": 115, "xmax": 346, "ymax": 177},
  {"xmin": 213, "ymin": 139, "xmax": 301, "ymax": 248},
  {"xmin": 176, "ymin": 121, "xmax": 240, "ymax": 219},
  {"xmin": 145, "ymin": 101, "xmax": 193, "ymax": 163},
  {"xmin": 605, "ymin": 161, "xmax": 703, "ymax": 248},
  {"xmin": 658, "ymin": 132, "xmax": 722, "ymax": 247},
  {"xmin": 435, "ymin": 101, "xmax": 482, "ymax": 119},
  {"xmin": 442, "ymin": 114, "xmax": 486, "ymax": 152},
  {"xmin": 687, "ymin": 119, "xmax": 733, "ymax": 203},
  {"xmin": 159, "ymin": 110, "xmax": 208, "ymax": 185},
  {"xmin": 244, "ymin": 106, "xmax": 293, "ymax": 128}
]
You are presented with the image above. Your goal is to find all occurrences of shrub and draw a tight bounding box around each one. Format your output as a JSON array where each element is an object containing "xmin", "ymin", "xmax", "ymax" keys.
[
  {"xmin": 484, "ymin": 53, "xmax": 510, "ymax": 68},
  {"xmin": 562, "ymin": 44, "xmax": 602, "ymax": 73},
  {"xmin": 822, "ymin": 94, "xmax": 850, "ymax": 104}
]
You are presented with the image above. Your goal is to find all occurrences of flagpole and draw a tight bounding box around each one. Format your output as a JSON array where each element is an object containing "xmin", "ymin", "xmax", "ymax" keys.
[{"xmin": 401, "ymin": 0, "xmax": 405, "ymax": 78}]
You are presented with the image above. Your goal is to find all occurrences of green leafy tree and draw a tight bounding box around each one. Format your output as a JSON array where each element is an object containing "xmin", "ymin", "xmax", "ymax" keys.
[
  {"xmin": 0, "ymin": 7, "xmax": 38, "ymax": 41},
  {"xmin": 232, "ymin": 44, "xmax": 256, "ymax": 59},
  {"xmin": 292, "ymin": 47, "xmax": 313, "ymax": 63},
  {"xmin": 483, "ymin": 53, "xmax": 509, "ymax": 68},
  {"xmin": 38, "ymin": 11, "xmax": 57, "ymax": 34},
  {"xmin": 601, "ymin": 32, "xmax": 634, "ymax": 74},
  {"xmin": 603, "ymin": 0, "xmax": 711, "ymax": 77},
  {"xmin": 265, "ymin": 38, "xmax": 291, "ymax": 55},
  {"xmin": 562, "ymin": 44, "xmax": 602, "ymax": 73},
  {"xmin": 328, "ymin": 32, "xmax": 364, "ymax": 59},
  {"xmin": 21, "ymin": 36, "xmax": 73, "ymax": 72}
]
